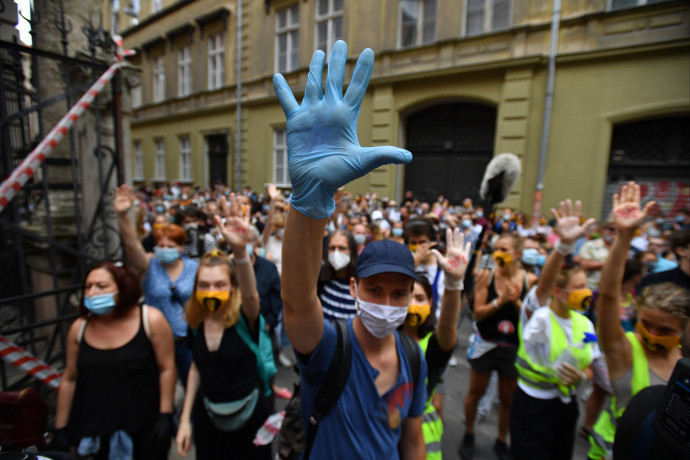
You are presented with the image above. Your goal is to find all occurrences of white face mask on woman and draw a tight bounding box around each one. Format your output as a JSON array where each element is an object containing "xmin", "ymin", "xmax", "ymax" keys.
[
  {"xmin": 354, "ymin": 283, "xmax": 409, "ymax": 339},
  {"xmin": 328, "ymin": 250, "xmax": 351, "ymax": 271}
]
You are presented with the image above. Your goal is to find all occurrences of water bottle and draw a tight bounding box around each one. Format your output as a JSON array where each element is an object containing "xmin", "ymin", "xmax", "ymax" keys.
[{"xmin": 552, "ymin": 332, "xmax": 597, "ymax": 372}]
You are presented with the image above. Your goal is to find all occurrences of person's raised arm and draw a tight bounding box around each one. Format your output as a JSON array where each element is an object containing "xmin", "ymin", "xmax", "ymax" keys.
[
  {"xmin": 535, "ymin": 199, "xmax": 595, "ymax": 306},
  {"xmin": 432, "ymin": 228, "xmax": 472, "ymax": 351},
  {"xmin": 114, "ymin": 184, "xmax": 151, "ymax": 276},
  {"xmin": 598, "ymin": 182, "xmax": 654, "ymax": 379},
  {"xmin": 273, "ymin": 41, "xmax": 411, "ymax": 355},
  {"xmin": 216, "ymin": 194, "xmax": 260, "ymax": 329}
]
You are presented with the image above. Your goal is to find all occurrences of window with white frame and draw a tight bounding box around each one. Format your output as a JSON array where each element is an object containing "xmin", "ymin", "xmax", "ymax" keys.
[
  {"xmin": 153, "ymin": 56, "xmax": 165, "ymax": 103},
  {"xmin": 315, "ymin": 0, "xmax": 343, "ymax": 56},
  {"xmin": 275, "ymin": 5, "xmax": 299, "ymax": 73},
  {"xmin": 178, "ymin": 46, "xmax": 192, "ymax": 97},
  {"xmin": 208, "ymin": 34, "xmax": 224, "ymax": 90},
  {"xmin": 465, "ymin": 0, "xmax": 511, "ymax": 36},
  {"xmin": 155, "ymin": 138, "xmax": 166, "ymax": 179},
  {"xmin": 133, "ymin": 141, "xmax": 143, "ymax": 179},
  {"xmin": 399, "ymin": 0, "xmax": 437, "ymax": 47},
  {"xmin": 179, "ymin": 136, "xmax": 192, "ymax": 181},
  {"xmin": 152, "ymin": 0, "xmax": 162, "ymax": 14},
  {"xmin": 273, "ymin": 129, "xmax": 290, "ymax": 185}
]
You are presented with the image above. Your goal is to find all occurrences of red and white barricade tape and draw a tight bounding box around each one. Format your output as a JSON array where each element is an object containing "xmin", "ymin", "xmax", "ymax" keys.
[
  {"xmin": 0, "ymin": 35, "xmax": 135, "ymax": 213},
  {"xmin": 0, "ymin": 336, "xmax": 62, "ymax": 389}
]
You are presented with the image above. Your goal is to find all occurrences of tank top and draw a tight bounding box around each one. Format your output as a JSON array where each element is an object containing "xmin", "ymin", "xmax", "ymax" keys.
[
  {"xmin": 70, "ymin": 307, "xmax": 159, "ymax": 437},
  {"xmin": 192, "ymin": 317, "xmax": 262, "ymax": 403},
  {"xmin": 476, "ymin": 269, "xmax": 528, "ymax": 346}
]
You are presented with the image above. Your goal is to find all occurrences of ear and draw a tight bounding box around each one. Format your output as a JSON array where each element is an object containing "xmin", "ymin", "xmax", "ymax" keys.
[{"xmin": 349, "ymin": 277, "xmax": 357, "ymax": 298}]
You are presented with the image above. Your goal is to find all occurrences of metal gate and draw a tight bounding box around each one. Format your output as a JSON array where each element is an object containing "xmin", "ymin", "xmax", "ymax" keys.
[
  {"xmin": 603, "ymin": 114, "xmax": 690, "ymax": 219},
  {"xmin": 0, "ymin": 2, "xmax": 124, "ymax": 393},
  {"xmin": 404, "ymin": 102, "xmax": 496, "ymax": 206}
]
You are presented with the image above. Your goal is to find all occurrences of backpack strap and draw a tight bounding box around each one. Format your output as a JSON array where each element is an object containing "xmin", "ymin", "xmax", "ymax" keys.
[
  {"xmin": 398, "ymin": 331, "xmax": 422, "ymax": 393},
  {"xmin": 303, "ymin": 319, "xmax": 352, "ymax": 459}
]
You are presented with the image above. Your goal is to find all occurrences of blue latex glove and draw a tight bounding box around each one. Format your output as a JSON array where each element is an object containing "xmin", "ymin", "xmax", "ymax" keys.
[{"xmin": 273, "ymin": 40, "xmax": 412, "ymax": 218}]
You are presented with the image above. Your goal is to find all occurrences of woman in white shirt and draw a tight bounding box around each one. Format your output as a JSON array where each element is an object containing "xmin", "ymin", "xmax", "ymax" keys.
[{"xmin": 510, "ymin": 199, "xmax": 598, "ymax": 460}]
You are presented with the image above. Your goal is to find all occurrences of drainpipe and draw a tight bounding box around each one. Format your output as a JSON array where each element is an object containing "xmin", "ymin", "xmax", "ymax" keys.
[
  {"xmin": 533, "ymin": 0, "xmax": 561, "ymax": 223},
  {"xmin": 235, "ymin": 0, "xmax": 242, "ymax": 190}
]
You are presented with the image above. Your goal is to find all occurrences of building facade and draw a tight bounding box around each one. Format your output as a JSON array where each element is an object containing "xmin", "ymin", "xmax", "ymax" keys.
[{"xmin": 119, "ymin": 0, "xmax": 689, "ymax": 219}]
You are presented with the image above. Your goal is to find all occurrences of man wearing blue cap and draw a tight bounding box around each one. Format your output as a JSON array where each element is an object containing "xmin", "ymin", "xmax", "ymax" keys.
[{"xmin": 275, "ymin": 41, "xmax": 427, "ymax": 458}]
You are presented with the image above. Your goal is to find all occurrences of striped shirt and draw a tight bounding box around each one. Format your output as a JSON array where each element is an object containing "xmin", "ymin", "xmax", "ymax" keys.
[{"xmin": 320, "ymin": 279, "xmax": 357, "ymax": 320}]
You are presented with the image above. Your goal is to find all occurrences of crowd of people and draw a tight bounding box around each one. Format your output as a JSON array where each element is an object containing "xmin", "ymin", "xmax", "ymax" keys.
[{"xmin": 47, "ymin": 40, "xmax": 690, "ymax": 460}]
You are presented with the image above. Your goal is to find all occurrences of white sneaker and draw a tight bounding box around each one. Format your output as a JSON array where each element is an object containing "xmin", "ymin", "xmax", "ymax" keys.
[{"xmin": 449, "ymin": 354, "xmax": 458, "ymax": 367}]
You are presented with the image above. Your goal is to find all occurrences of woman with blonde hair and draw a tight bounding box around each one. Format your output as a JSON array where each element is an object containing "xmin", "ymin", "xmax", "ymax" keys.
[
  {"xmin": 510, "ymin": 199, "xmax": 598, "ymax": 460},
  {"xmin": 587, "ymin": 182, "xmax": 690, "ymax": 459},
  {"xmin": 175, "ymin": 195, "xmax": 271, "ymax": 459}
]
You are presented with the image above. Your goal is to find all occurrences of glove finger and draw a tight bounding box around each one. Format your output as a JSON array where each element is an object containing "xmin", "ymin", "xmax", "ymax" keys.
[
  {"xmin": 305, "ymin": 50, "xmax": 325, "ymax": 106},
  {"xmin": 344, "ymin": 48, "xmax": 374, "ymax": 111},
  {"xmin": 325, "ymin": 40, "xmax": 347, "ymax": 104},
  {"xmin": 358, "ymin": 146, "xmax": 413, "ymax": 173},
  {"xmin": 273, "ymin": 74, "xmax": 299, "ymax": 116}
]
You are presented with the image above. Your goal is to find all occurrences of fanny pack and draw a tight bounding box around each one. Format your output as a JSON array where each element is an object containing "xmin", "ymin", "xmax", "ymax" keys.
[{"xmin": 203, "ymin": 387, "xmax": 259, "ymax": 432}]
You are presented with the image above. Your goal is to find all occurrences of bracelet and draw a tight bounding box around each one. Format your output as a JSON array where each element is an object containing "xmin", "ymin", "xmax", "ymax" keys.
[
  {"xmin": 492, "ymin": 299, "xmax": 500, "ymax": 309},
  {"xmin": 444, "ymin": 278, "xmax": 464, "ymax": 291},
  {"xmin": 234, "ymin": 256, "xmax": 251, "ymax": 265},
  {"xmin": 555, "ymin": 239, "xmax": 577, "ymax": 255}
]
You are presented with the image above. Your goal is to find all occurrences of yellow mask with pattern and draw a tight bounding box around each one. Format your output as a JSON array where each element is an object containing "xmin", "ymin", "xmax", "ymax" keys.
[{"xmin": 405, "ymin": 303, "xmax": 431, "ymax": 327}]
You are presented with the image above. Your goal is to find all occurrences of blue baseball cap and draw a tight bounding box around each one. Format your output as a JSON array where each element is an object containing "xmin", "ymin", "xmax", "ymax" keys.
[{"xmin": 355, "ymin": 240, "xmax": 418, "ymax": 281}]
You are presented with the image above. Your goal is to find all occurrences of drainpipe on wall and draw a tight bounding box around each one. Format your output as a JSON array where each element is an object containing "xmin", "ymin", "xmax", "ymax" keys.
[
  {"xmin": 533, "ymin": 0, "xmax": 561, "ymax": 223},
  {"xmin": 235, "ymin": 0, "xmax": 243, "ymax": 190}
]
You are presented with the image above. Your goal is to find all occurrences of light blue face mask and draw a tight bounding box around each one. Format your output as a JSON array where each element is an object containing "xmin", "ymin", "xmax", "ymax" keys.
[
  {"xmin": 392, "ymin": 228, "xmax": 404, "ymax": 237},
  {"xmin": 461, "ymin": 219, "xmax": 472, "ymax": 229},
  {"xmin": 476, "ymin": 211, "xmax": 484, "ymax": 218},
  {"xmin": 521, "ymin": 248, "xmax": 541, "ymax": 266},
  {"xmin": 257, "ymin": 247, "xmax": 266, "ymax": 258},
  {"xmin": 246, "ymin": 243, "xmax": 254, "ymax": 257},
  {"xmin": 154, "ymin": 246, "xmax": 180, "ymax": 265},
  {"xmin": 84, "ymin": 292, "xmax": 118, "ymax": 315}
]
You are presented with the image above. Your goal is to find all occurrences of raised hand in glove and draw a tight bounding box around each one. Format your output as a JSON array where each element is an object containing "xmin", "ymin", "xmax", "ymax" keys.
[{"xmin": 273, "ymin": 40, "xmax": 412, "ymax": 219}]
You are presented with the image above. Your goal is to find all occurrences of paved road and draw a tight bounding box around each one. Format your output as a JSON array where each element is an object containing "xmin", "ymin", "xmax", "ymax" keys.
[{"xmin": 171, "ymin": 315, "xmax": 593, "ymax": 459}]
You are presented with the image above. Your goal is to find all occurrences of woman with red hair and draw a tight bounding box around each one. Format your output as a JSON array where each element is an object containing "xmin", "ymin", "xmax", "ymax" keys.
[{"xmin": 115, "ymin": 184, "xmax": 199, "ymax": 385}]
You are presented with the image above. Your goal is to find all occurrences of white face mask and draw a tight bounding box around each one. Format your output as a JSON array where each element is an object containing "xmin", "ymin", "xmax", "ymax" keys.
[
  {"xmin": 354, "ymin": 283, "xmax": 409, "ymax": 339},
  {"xmin": 328, "ymin": 250, "xmax": 351, "ymax": 271}
]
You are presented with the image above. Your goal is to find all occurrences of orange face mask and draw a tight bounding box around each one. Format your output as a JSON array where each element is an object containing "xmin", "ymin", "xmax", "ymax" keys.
[
  {"xmin": 196, "ymin": 290, "xmax": 230, "ymax": 312},
  {"xmin": 493, "ymin": 251, "xmax": 512, "ymax": 268},
  {"xmin": 636, "ymin": 321, "xmax": 681, "ymax": 352},
  {"xmin": 405, "ymin": 303, "xmax": 431, "ymax": 327}
]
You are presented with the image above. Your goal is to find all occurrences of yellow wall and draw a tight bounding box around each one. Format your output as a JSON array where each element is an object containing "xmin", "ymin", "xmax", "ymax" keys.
[{"xmin": 123, "ymin": 0, "xmax": 690, "ymax": 219}]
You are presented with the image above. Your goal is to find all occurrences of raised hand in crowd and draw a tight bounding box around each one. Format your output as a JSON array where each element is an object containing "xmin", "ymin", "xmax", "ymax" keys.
[
  {"xmin": 535, "ymin": 199, "xmax": 596, "ymax": 306},
  {"xmin": 432, "ymin": 228, "xmax": 472, "ymax": 350}
]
